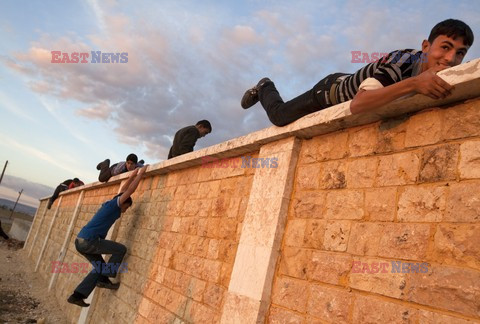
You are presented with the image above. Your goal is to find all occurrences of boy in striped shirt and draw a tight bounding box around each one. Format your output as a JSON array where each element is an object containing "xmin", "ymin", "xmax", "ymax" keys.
[{"xmin": 241, "ymin": 19, "xmax": 474, "ymax": 126}]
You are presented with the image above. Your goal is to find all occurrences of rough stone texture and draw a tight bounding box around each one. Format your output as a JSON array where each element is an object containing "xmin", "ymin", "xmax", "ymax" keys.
[
  {"xmin": 349, "ymin": 257, "xmax": 407, "ymax": 299},
  {"xmin": 364, "ymin": 187, "xmax": 396, "ymax": 221},
  {"xmin": 377, "ymin": 151, "xmax": 421, "ymax": 186},
  {"xmin": 267, "ymin": 306, "xmax": 305, "ymax": 324},
  {"xmin": 271, "ymin": 277, "xmax": 308, "ymax": 313},
  {"xmin": 307, "ymin": 285, "xmax": 352, "ymax": 323},
  {"xmin": 318, "ymin": 160, "xmax": 347, "ymax": 189},
  {"xmin": 419, "ymin": 144, "xmax": 459, "ymax": 182},
  {"xmin": 459, "ymin": 140, "xmax": 480, "ymax": 179},
  {"xmin": 375, "ymin": 117, "xmax": 407, "ymax": 153},
  {"xmin": 397, "ymin": 185, "xmax": 447, "ymax": 222},
  {"xmin": 407, "ymin": 265, "xmax": 480, "ymax": 318},
  {"xmin": 324, "ymin": 190, "xmax": 364, "ymax": 220},
  {"xmin": 349, "ymin": 124, "xmax": 379, "ymax": 157},
  {"xmin": 323, "ymin": 220, "xmax": 351, "ymax": 252},
  {"xmin": 443, "ymin": 98, "xmax": 480, "ymax": 140},
  {"xmin": 405, "ymin": 109, "xmax": 443, "ymax": 147},
  {"xmin": 377, "ymin": 223, "xmax": 431, "ymax": 260},
  {"xmin": 347, "ymin": 223, "xmax": 384, "ymax": 256},
  {"xmin": 346, "ymin": 157, "xmax": 378, "ymax": 188},
  {"xmin": 352, "ymin": 295, "xmax": 418, "ymax": 323},
  {"xmin": 290, "ymin": 191, "xmax": 326, "ymax": 219},
  {"xmin": 433, "ymin": 224, "xmax": 480, "ymax": 270},
  {"xmin": 445, "ymin": 182, "xmax": 480, "ymax": 222},
  {"xmin": 299, "ymin": 131, "xmax": 349, "ymax": 164}
]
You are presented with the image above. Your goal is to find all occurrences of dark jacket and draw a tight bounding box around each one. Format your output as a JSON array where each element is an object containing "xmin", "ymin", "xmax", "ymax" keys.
[{"xmin": 168, "ymin": 125, "xmax": 201, "ymax": 159}]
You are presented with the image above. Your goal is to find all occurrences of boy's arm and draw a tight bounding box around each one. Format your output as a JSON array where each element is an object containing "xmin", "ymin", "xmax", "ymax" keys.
[
  {"xmin": 350, "ymin": 65, "xmax": 453, "ymax": 114},
  {"xmin": 119, "ymin": 165, "xmax": 148, "ymax": 205}
]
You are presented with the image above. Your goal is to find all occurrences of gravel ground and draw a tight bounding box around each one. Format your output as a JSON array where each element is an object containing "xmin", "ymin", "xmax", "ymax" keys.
[{"xmin": 0, "ymin": 238, "xmax": 68, "ymax": 324}]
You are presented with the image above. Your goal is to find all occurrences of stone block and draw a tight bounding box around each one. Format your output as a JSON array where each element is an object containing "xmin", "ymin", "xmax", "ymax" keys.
[
  {"xmin": 220, "ymin": 292, "xmax": 268, "ymax": 324},
  {"xmin": 417, "ymin": 310, "xmax": 475, "ymax": 324},
  {"xmin": 375, "ymin": 117, "xmax": 407, "ymax": 153},
  {"xmin": 271, "ymin": 277, "xmax": 308, "ymax": 313},
  {"xmin": 349, "ymin": 124, "xmax": 379, "ymax": 157},
  {"xmin": 364, "ymin": 188, "xmax": 396, "ymax": 221},
  {"xmin": 405, "ymin": 109, "xmax": 443, "ymax": 147},
  {"xmin": 291, "ymin": 191, "xmax": 326, "ymax": 219},
  {"xmin": 346, "ymin": 157, "xmax": 378, "ymax": 188},
  {"xmin": 445, "ymin": 182, "xmax": 480, "ymax": 222},
  {"xmin": 303, "ymin": 219, "xmax": 326, "ymax": 249},
  {"xmin": 319, "ymin": 160, "xmax": 347, "ymax": 189},
  {"xmin": 324, "ymin": 220, "xmax": 351, "ymax": 252},
  {"xmin": 267, "ymin": 306, "xmax": 305, "ymax": 323},
  {"xmin": 397, "ymin": 185, "xmax": 447, "ymax": 222},
  {"xmin": 299, "ymin": 131, "xmax": 349, "ymax": 164},
  {"xmin": 309, "ymin": 251, "xmax": 352, "ymax": 285},
  {"xmin": 443, "ymin": 98, "xmax": 480, "ymax": 140},
  {"xmin": 377, "ymin": 151, "xmax": 421, "ymax": 186},
  {"xmin": 352, "ymin": 295, "xmax": 418, "ymax": 323},
  {"xmin": 203, "ymin": 283, "xmax": 225, "ymax": 309},
  {"xmin": 307, "ymin": 284, "xmax": 352, "ymax": 323},
  {"xmin": 278, "ymin": 247, "xmax": 311, "ymax": 280},
  {"xmin": 284, "ymin": 219, "xmax": 307, "ymax": 247},
  {"xmin": 459, "ymin": 140, "xmax": 480, "ymax": 179},
  {"xmin": 347, "ymin": 223, "xmax": 384, "ymax": 256},
  {"xmin": 349, "ymin": 258, "xmax": 407, "ymax": 299},
  {"xmin": 407, "ymin": 265, "xmax": 480, "ymax": 317},
  {"xmin": 295, "ymin": 164, "xmax": 321, "ymax": 190},
  {"xmin": 324, "ymin": 190, "xmax": 364, "ymax": 220},
  {"xmin": 419, "ymin": 144, "xmax": 459, "ymax": 183},
  {"xmin": 433, "ymin": 224, "xmax": 480, "ymax": 270},
  {"xmin": 378, "ymin": 223, "xmax": 431, "ymax": 260}
]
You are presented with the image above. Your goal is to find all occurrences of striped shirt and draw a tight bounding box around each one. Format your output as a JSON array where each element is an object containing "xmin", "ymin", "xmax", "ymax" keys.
[{"xmin": 334, "ymin": 49, "xmax": 424, "ymax": 103}]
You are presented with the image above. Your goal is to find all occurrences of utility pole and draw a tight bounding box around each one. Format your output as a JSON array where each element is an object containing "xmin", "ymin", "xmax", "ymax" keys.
[
  {"xmin": 0, "ymin": 160, "xmax": 7, "ymax": 185},
  {"xmin": 10, "ymin": 189, "xmax": 23, "ymax": 220}
]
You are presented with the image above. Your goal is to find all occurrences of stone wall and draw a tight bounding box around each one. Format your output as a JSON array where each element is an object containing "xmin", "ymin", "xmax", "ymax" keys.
[
  {"xmin": 269, "ymin": 99, "xmax": 480, "ymax": 323},
  {"xmin": 24, "ymin": 60, "xmax": 480, "ymax": 323}
]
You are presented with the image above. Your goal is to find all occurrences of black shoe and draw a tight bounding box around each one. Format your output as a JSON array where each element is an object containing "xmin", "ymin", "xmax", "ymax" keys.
[
  {"xmin": 241, "ymin": 77, "xmax": 272, "ymax": 109},
  {"xmin": 96, "ymin": 159, "xmax": 110, "ymax": 171},
  {"xmin": 67, "ymin": 294, "xmax": 90, "ymax": 307},
  {"xmin": 96, "ymin": 280, "xmax": 120, "ymax": 290}
]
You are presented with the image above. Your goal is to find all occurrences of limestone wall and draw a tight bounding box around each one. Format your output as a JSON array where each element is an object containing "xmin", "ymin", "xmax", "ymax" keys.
[{"xmin": 24, "ymin": 59, "xmax": 480, "ymax": 323}]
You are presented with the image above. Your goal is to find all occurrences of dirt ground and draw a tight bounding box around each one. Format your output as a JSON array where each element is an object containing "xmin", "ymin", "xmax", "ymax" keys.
[{"xmin": 0, "ymin": 238, "xmax": 68, "ymax": 324}]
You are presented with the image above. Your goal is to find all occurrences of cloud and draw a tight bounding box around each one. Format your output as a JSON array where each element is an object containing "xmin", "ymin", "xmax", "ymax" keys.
[
  {"xmin": 0, "ymin": 174, "xmax": 54, "ymax": 201},
  {"xmin": 3, "ymin": 0, "xmax": 480, "ymax": 165}
]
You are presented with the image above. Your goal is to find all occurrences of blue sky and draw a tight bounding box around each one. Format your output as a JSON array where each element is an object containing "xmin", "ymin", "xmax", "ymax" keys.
[{"xmin": 1, "ymin": 0, "xmax": 479, "ymax": 207}]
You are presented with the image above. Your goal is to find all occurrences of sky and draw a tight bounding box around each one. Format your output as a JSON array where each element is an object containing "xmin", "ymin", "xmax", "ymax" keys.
[{"xmin": 0, "ymin": 0, "xmax": 479, "ymax": 207}]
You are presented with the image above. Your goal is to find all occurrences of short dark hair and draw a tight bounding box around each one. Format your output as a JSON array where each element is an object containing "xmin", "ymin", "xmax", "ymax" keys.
[
  {"xmin": 428, "ymin": 19, "xmax": 474, "ymax": 47},
  {"xmin": 126, "ymin": 153, "xmax": 138, "ymax": 164},
  {"xmin": 196, "ymin": 120, "xmax": 212, "ymax": 132}
]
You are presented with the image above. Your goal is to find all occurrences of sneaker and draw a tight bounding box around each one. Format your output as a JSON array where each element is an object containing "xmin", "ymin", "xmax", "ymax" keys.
[
  {"xmin": 241, "ymin": 77, "xmax": 271, "ymax": 109},
  {"xmin": 96, "ymin": 280, "xmax": 120, "ymax": 290},
  {"xmin": 67, "ymin": 294, "xmax": 90, "ymax": 307},
  {"xmin": 96, "ymin": 159, "xmax": 110, "ymax": 171}
]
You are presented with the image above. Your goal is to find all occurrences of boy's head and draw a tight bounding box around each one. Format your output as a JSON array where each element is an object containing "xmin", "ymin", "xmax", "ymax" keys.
[
  {"xmin": 72, "ymin": 178, "xmax": 84, "ymax": 187},
  {"xmin": 195, "ymin": 120, "xmax": 212, "ymax": 138},
  {"xmin": 422, "ymin": 19, "xmax": 474, "ymax": 71},
  {"xmin": 125, "ymin": 153, "xmax": 138, "ymax": 171}
]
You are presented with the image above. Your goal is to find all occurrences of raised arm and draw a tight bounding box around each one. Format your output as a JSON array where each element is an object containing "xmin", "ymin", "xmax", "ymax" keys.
[{"xmin": 118, "ymin": 165, "xmax": 148, "ymax": 205}]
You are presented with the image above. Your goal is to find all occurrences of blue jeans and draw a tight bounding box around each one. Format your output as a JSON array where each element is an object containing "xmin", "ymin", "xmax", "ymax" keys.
[
  {"xmin": 258, "ymin": 73, "xmax": 345, "ymax": 126},
  {"xmin": 73, "ymin": 237, "xmax": 127, "ymax": 298}
]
